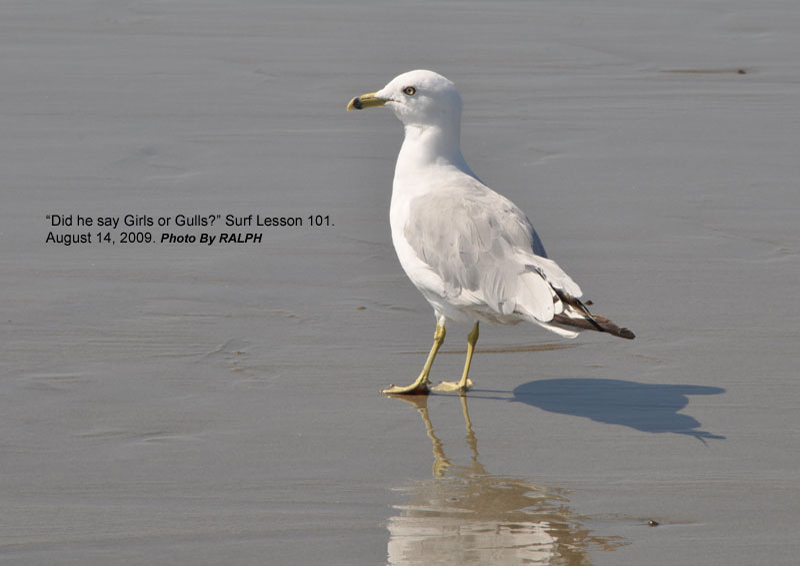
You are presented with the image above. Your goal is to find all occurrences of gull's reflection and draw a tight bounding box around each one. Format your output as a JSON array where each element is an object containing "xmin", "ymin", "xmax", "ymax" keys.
[{"xmin": 386, "ymin": 396, "xmax": 626, "ymax": 565}]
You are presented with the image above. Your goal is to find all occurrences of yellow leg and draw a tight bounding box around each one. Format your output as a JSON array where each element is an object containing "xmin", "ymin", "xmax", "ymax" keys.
[
  {"xmin": 432, "ymin": 322, "xmax": 479, "ymax": 394},
  {"xmin": 382, "ymin": 323, "xmax": 446, "ymax": 395}
]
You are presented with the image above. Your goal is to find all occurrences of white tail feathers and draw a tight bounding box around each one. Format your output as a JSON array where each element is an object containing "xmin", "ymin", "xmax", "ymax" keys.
[{"xmin": 514, "ymin": 270, "xmax": 558, "ymax": 321}]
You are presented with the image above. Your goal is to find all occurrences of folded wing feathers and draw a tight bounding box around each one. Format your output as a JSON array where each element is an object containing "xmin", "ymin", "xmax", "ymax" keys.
[{"xmin": 405, "ymin": 181, "xmax": 634, "ymax": 340}]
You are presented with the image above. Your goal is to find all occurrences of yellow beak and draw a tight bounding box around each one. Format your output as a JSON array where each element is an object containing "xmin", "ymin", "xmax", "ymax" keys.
[{"xmin": 346, "ymin": 91, "xmax": 387, "ymax": 111}]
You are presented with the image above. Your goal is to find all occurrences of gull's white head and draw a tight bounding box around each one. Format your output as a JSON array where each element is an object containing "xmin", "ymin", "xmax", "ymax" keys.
[{"xmin": 347, "ymin": 70, "xmax": 462, "ymax": 130}]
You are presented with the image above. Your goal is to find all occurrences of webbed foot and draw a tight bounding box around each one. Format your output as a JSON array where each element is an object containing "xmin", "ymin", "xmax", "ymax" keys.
[
  {"xmin": 381, "ymin": 382, "xmax": 430, "ymax": 395},
  {"xmin": 431, "ymin": 378, "xmax": 474, "ymax": 394}
]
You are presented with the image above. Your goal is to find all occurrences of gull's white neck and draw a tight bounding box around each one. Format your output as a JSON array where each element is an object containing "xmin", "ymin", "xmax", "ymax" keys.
[
  {"xmin": 390, "ymin": 119, "xmax": 478, "ymax": 259},
  {"xmin": 394, "ymin": 123, "xmax": 472, "ymax": 186}
]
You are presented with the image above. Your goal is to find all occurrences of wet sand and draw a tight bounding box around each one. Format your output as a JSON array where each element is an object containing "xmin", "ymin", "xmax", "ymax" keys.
[{"xmin": 2, "ymin": 1, "xmax": 799, "ymax": 564}]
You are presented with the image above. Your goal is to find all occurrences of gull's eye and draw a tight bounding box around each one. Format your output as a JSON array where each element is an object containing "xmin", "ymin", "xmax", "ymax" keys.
[{"xmin": 403, "ymin": 86, "xmax": 416, "ymax": 96}]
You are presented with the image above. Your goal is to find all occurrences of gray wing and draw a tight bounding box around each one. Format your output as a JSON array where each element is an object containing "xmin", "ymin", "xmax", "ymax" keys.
[{"xmin": 404, "ymin": 177, "xmax": 582, "ymax": 322}]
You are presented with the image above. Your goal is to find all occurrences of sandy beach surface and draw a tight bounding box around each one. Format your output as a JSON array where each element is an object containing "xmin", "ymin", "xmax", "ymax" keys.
[{"xmin": 2, "ymin": 1, "xmax": 799, "ymax": 564}]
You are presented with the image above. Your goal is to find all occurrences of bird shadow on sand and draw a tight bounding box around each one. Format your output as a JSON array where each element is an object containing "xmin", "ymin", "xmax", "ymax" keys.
[{"xmin": 495, "ymin": 378, "xmax": 726, "ymax": 442}]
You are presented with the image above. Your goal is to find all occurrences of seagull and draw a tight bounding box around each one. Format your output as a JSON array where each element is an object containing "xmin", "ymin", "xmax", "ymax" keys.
[{"xmin": 347, "ymin": 70, "xmax": 634, "ymax": 395}]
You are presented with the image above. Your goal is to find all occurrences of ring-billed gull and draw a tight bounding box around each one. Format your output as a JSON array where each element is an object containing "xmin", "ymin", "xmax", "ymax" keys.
[{"xmin": 347, "ymin": 70, "xmax": 634, "ymax": 395}]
